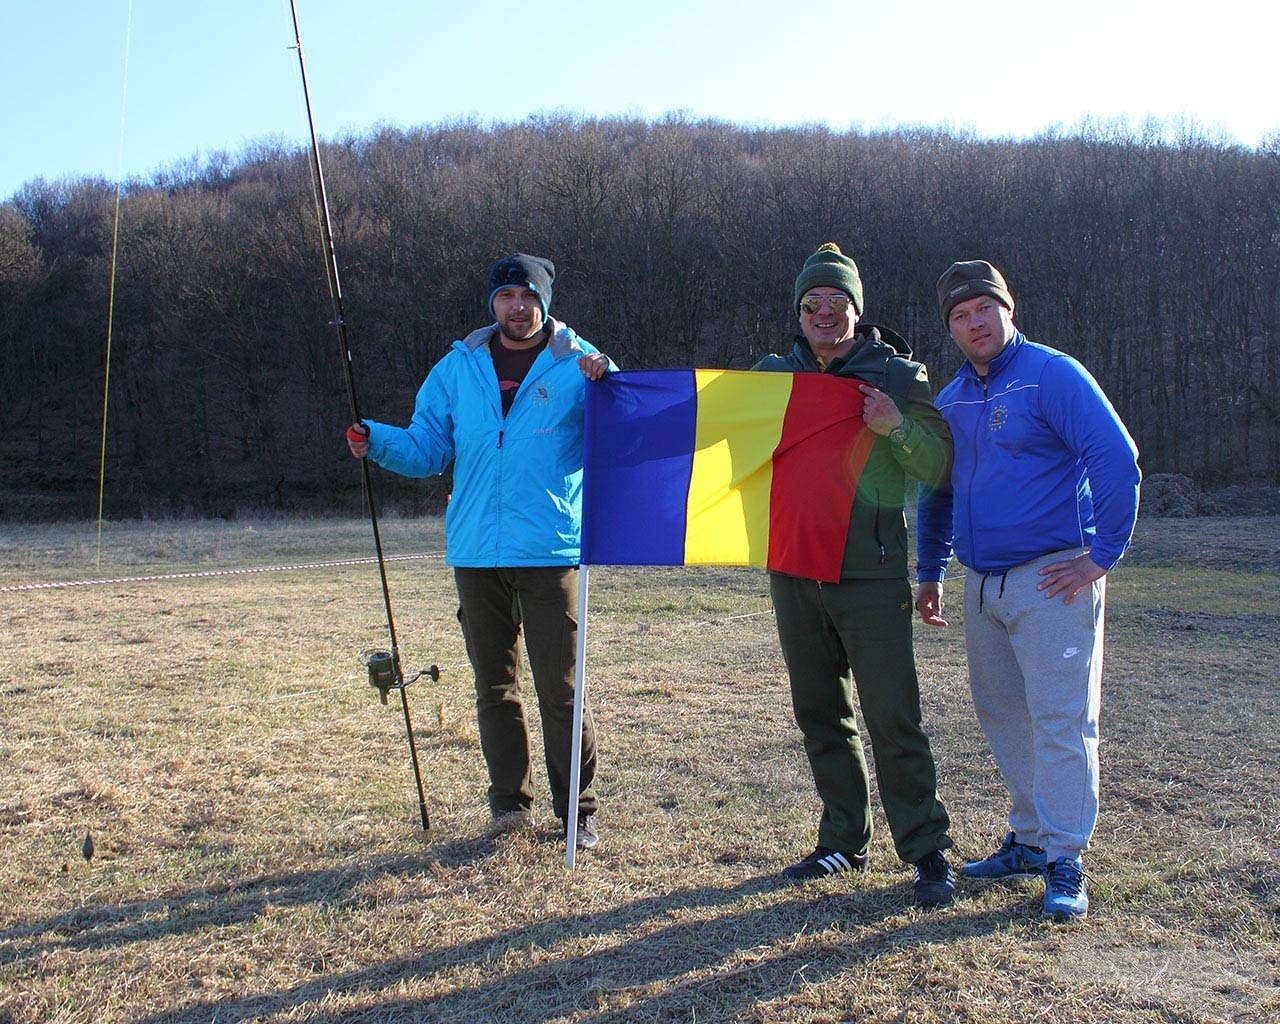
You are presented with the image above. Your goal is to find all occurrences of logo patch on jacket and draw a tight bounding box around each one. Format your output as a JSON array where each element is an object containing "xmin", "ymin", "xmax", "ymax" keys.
[
  {"xmin": 529, "ymin": 383, "xmax": 555, "ymax": 407},
  {"xmin": 990, "ymin": 404, "xmax": 1009, "ymax": 431}
]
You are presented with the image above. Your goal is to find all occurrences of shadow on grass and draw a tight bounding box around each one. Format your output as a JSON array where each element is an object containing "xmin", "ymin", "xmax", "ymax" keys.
[
  {"xmin": 0, "ymin": 856, "xmax": 400, "ymax": 966},
  {"xmin": 97, "ymin": 869, "xmax": 1020, "ymax": 1024},
  {"xmin": 0, "ymin": 828, "xmax": 523, "ymax": 970}
]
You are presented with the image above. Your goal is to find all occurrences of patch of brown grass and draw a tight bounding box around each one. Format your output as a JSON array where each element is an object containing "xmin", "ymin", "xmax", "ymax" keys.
[{"xmin": 0, "ymin": 515, "xmax": 1277, "ymax": 1022}]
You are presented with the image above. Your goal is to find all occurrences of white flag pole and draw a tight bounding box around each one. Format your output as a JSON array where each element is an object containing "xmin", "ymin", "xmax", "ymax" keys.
[{"xmin": 565, "ymin": 563, "xmax": 590, "ymax": 868}]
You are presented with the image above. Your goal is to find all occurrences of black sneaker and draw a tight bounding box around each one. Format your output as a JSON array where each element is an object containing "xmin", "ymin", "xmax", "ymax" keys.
[
  {"xmin": 781, "ymin": 846, "xmax": 868, "ymax": 881},
  {"xmin": 561, "ymin": 814, "xmax": 599, "ymax": 851},
  {"xmin": 913, "ymin": 850, "xmax": 955, "ymax": 908}
]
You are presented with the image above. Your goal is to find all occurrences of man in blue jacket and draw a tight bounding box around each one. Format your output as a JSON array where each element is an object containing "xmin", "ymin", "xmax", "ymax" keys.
[
  {"xmin": 347, "ymin": 253, "xmax": 611, "ymax": 849},
  {"xmin": 916, "ymin": 260, "xmax": 1140, "ymax": 920}
]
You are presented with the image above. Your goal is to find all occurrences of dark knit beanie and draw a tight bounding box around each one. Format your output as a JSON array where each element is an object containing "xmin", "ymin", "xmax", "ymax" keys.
[
  {"xmin": 793, "ymin": 242, "xmax": 864, "ymax": 315},
  {"xmin": 487, "ymin": 253, "xmax": 555, "ymax": 317},
  {"xmin": 936, "ymin": 259, "xmax": 1014, "ymax": 325}
]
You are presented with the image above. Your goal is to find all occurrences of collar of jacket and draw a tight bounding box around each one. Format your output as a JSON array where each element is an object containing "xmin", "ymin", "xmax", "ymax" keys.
[
  {"xmin": 958, "ymin": 330, "xmax": 1025, "ymax": 384},
  {"xmin": 791, "ymin": 322, "xmax": 912, "ymax": 371},
  {"xmin": 459, "ymin": 318, "xmax": 583, "ymax": 358}
]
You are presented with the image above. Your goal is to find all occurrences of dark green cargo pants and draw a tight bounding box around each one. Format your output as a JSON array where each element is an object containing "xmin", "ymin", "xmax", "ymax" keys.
[
  {"xmin": 770, "ymin": 573, "xmax": 951, "ymax": 864},
  {"xmin": 454, "ymin": 566, "xmax": 597, "ymax": 822}
]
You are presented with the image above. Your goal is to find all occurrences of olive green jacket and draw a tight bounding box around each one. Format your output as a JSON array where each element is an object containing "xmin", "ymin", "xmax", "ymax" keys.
[{"xmin": 752, "ymin": 325, "xmax": 952, "ymax": 579}]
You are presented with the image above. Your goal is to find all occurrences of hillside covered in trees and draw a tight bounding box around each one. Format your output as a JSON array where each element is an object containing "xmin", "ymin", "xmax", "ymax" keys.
[{"xmin": 1, "ymin": 117, "xmax": 1277, "ymax": 519}]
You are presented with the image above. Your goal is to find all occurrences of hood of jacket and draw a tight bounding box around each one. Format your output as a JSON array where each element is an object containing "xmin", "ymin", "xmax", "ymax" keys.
[
  {"xmin": 782, "ymin": 322, "xmax": 911, "ymax": 368},
  {"xmin": 459, "ymin": 317, "xmax": 584, "ymax": 359}
]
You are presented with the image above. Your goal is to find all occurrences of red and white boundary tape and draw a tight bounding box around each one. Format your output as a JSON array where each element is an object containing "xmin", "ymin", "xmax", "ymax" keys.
[{"xmin": 0, "ymin": 552, "xmax": 444, "ymax": 593}]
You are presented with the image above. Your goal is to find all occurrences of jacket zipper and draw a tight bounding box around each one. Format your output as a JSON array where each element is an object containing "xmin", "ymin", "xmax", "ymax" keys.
[
  {"xmin": 873, "ymin": 489, "xmax": 886, "ymax": 565},
  {"xmin": 966, "ymin": 378, "xmax": 988, "ymax": 568}
]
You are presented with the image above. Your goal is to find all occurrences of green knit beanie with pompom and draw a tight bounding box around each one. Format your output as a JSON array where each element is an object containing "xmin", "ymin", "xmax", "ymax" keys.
[{"xmin": 793, "ymin": 242, "xmax": 863, "ymax": 315}]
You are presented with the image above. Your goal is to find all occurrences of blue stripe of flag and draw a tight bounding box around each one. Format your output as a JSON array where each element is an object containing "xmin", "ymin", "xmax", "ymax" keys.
[{"xmin": 582, "ymin": 370, "xmax": 697, "ymax": 566}]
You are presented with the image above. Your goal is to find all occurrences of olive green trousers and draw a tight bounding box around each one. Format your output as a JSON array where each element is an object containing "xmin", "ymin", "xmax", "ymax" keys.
[
  {"xmin": 770, "ymin": 573, "xmax": 952, "ymax": 864},
  {"xmin": 455, "ymin": 566, "xmax": 597, "ymax": 822}
]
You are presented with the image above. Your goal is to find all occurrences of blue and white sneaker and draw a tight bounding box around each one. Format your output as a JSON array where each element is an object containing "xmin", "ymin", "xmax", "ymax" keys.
[
  {"xmin": 960, "ymin": 832, "xmax": 1048, "ymax": 879},
  {"xmin": 1043, "ymin": 856, "xmax": 1089, "ymax": 920}
]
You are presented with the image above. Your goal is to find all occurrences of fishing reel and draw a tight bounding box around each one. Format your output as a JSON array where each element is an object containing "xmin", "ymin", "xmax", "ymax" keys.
[{"xmin": 361, "ymin": 649, "xmax": 440, "ymax": 705}]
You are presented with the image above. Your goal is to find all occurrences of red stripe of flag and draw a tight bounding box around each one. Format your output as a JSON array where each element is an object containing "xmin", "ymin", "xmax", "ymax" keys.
[{"xmin": 767, "ymin": 375, "xmax": 873, "ymax": 582}]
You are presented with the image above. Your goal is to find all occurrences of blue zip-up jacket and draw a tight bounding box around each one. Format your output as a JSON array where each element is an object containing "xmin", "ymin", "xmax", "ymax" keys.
[
  {"xmin": 363, "ymin": 319, "xmax": 610, "ymax": 568},
  {"xmin": 916, "ymin": 333, "xmax": 1140, "ymax": 580}
]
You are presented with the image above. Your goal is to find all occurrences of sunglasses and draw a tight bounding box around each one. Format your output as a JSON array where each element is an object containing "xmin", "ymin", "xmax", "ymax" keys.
[{"xmin": 799, "ymin": 293, "xmax": 852, "ymax": 315}]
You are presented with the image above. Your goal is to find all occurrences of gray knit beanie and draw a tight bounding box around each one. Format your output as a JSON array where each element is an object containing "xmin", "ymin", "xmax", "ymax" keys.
[
  {"xmin": 487, "ymin": 253, "xmax": 554, "ymax": 318},
  {"xmin": 936, "ymin": 259, "xmax": 1014, "ymax": 325}
]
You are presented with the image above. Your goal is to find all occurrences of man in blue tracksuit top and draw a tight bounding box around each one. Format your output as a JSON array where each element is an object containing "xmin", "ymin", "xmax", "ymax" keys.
[
  {"xmin": 346, "ymin": 253, "xmax": 613, "ymax": 850},
  {"xmin": 915, "ymin": 260, "xmax": 1140, "ymax": 920}
]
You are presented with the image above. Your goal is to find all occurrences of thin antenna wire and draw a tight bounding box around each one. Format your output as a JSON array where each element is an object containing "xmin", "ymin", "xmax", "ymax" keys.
[{"xmin": 96, "ymin": 0, "xmax": 135, "ymax": 568}]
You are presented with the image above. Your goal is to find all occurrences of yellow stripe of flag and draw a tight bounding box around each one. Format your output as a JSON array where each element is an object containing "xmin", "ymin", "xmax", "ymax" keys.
[{"xmin": 685, "ymin": 370, "xmax": 794, "ymax": 566}]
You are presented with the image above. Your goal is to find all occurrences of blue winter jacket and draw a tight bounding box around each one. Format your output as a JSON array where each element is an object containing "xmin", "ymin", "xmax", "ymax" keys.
[
  {"xmin": 363, "ymin": 319, "xmax": 609, "ymax": 568},
  {"xmin": 916, "ymin": 333, "xmax": 1140, "ymax": 580}
]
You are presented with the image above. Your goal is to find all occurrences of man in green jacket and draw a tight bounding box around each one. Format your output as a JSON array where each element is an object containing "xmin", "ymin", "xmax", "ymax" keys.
[{"xmin": 753, "ymin": 242, "xmax": 956, "ymax": 907}]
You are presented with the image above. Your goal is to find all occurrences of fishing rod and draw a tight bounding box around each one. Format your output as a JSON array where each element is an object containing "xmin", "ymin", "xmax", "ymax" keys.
[{"xmin": 287, "ymin": 0, "xmax": 435, "ymax": 832}]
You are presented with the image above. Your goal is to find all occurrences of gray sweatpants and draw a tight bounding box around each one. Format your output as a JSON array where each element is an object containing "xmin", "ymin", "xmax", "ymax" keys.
[{"xmin": 963, "ymin": 548, "xmax": 1105, "ymax": 862}]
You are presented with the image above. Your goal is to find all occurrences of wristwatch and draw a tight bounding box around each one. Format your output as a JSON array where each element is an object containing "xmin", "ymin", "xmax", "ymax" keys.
[{"xmin": 887, "ymin": 424, "xmax": 912, "ymax": 454}]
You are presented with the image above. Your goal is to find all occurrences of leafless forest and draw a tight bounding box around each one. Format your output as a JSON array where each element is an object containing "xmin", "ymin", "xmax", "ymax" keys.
[{"xmin": 2, "ymin": 117, "xmax": 1276, "ymax": 518}]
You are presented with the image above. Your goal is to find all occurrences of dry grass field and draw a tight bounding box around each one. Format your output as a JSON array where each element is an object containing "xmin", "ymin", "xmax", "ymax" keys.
[{"xmin": 1, "ymin": 513, "xmax": 1277, "ymax": 1023}]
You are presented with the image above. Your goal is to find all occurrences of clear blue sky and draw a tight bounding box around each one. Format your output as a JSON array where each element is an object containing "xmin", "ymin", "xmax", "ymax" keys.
[{"xmin": 3, "ymin": 0, "xmax": 1276, "ymax": 201}]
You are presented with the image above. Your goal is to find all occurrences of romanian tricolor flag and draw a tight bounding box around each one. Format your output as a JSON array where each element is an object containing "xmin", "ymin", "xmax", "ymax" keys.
[{"xmin": 581, "ymin": 369, "xmax": 873, "ymax": 583}]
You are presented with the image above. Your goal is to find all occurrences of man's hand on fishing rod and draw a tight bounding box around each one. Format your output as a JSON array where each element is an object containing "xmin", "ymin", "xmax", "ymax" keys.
[{"xmin": 346, "ymin": 422, "xmax": 370, "ymax": 458}]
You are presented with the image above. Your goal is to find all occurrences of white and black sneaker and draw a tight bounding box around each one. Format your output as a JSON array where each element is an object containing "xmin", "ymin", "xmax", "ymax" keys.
[{"xmin": 781, "ymin": 846, "xmax": 868, "ymax": 881}]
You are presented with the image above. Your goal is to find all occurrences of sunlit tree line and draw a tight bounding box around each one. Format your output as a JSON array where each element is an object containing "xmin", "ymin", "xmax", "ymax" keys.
[{"xmin": 2, "ymin": 116, "xmax": 1277, "ymax": 518}]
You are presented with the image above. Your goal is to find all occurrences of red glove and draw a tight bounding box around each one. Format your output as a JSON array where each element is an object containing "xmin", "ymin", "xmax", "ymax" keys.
[{"xmin": 346, "ymin": 422, "xmax": 370, "ymax": 457}]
